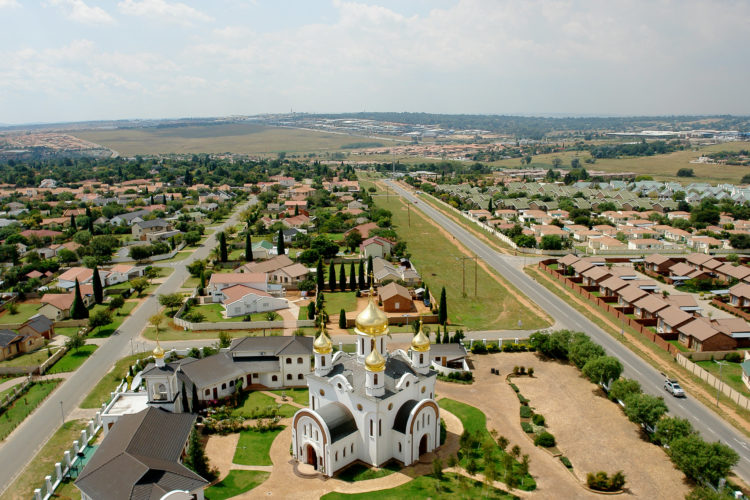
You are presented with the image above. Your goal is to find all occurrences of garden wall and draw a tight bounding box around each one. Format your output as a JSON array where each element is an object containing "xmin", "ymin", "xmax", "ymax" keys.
[{"xmin": 676, "ymin": 353, "xmax": 750, "ymax": 410}]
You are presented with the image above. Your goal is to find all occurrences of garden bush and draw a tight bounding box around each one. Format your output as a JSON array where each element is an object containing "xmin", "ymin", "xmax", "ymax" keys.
[
  {"xmin": 724, "ymin": 352, "xmax": 741, "ymax": 363},
  {"xmin": 528, "ymin": 367, "xmax": 534, "ymax": 376},
  {"xmin": 586, "ymin": 471, "xmax": 626, "ymax": 492},
  {"xmin": 534, "ymin": 432, "xmax": 556, "ymax": 447},
  {"xmin": 532, "ymin": 414, "xmax": 546, "ymax": 426},
  {"xmin": 470, "ymin": 342, "xmax": 488, "ymax": 354},
  {"xmin": 517, "ymin": 393, "xmax": 529, "ymax": 404},
  {"xmin": 560, "ymin": 456, "xmax": 573, "ymax": 468},
  {"xmin": 520, "ymin": 406, "xmax": 533, "ymax": 419},
  {"xmin": 509, "ymin": 383, "xmax": 519, "ymax": 393},
  {"xmin": 521, "ymin": 422, "xmax": 533, "ymax": 433}
]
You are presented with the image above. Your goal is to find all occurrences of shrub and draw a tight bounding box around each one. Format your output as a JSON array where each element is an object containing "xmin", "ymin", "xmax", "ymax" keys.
[
  {"xmin": 520, "ymin": 406, "xmax": 533, "ymax": 419},
  {"xmin": 560, "ymin": 456, "xmax": 573, "ymax": 468},
  {"xmin": 513, "ymin": 366, "xmax": 520, "ymax": 375},
  {"xmin": 487, "ymin": 342, "xmax": 500, "ymax": 353},
  {"xmin": 608, "ymin": 377, "xmax": 641, "ymax": 403},
  {"xmin": 586, "ymin": 471, "xmax": 626, "ymax": 492},
  {"xmin": 527, "ymin": 367, "xmax": 534, "ymax": 376},
  {"xmin": 521, "ymin": 422, "xmax": 533, "ymax": 433},
  {"xmin": 532, "ymin": 414, "xmax": 546, "ymax": 426},
  {"xmin": 517, "ymin": 393, "xmax": 529, "ymax": 404},
  {"xmin": 440, "ymin": 418, "xmax": 447, "ymax": 444},
  {"xmin": 183, "ymin": 311, "xmax": 205, "ymax": 323},
  {"xmin": 509, "ymin": 383, "xmax": 520, "ymax": 393},
  {"xmin": 518, "ymin": 366, "xmax": 526, "ymax": 375},
  {"xmin": 534, "ymin": 432, "xmax": 556, "ymax": 447},
  {"xmin": 471, "ymin": 342, "xmax": 488, "ymax": 354},
  {"xmin": 724, "ymin": 352, "xmax": 741, "ymax": 363}
]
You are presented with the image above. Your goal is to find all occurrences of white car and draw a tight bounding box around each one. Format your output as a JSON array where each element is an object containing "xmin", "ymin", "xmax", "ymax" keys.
[{"xmin": 664, "ymin": 379, "xmax": 685, "ymax": 398}]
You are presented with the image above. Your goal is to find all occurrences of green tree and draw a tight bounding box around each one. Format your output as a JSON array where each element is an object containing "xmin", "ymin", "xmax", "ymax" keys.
[
  {"xmin": 540, "ymin": 235, "xmax": 563, "ymax": 250},
  {"xmin": 438, "ymin": 287, "xmax": 447, "ymax": 325},
  {"xmin": 219, "ymin": 232, "xmax": 228, "ymax": 262},
  {"xmin": 686, "ymin": 486, "xmax": 738, "ymax": 500},
  {"xmin": 432, "ymin": 457, "xmax": 444, "ymax": 481},
  {"xmin": 582, "ymin": 356, "xmax": 623, "ymax": 385},
  {"xmin": 339, "ymin": 262, "xmax": 346, "ymax": 291},
  {"xmin": 108, "ymin": 294, "xmax": 125, "ymax": 311},
  {"xmin": 277, "ymin": 228, "xmax": 286, "ymax": 256},
  {"xmin": 349, "ymin": 261, "xmax": 356, "ymax": 291},
  {"xmin": 669, "ymin": 434, "xmax": 739, "ymax": 485},
  {"xmin": 71, "ymin": 279, "xmax": 89, "ymax": 319},
  {"xmin": 187, "ymin": 259, "xmax": 206, "ymax": 278},
  {"xmin": 65, "ymin": 334, "xmax": 85, "ymax": 353},
  {"xmin": 88, "ymin": 309, "xmax": 112, "ymax": 335},
  {"xmin": 623, "ymin": 393, "xmax": 668, "ymax": 430},
  {"xmin": 608, "ymin": 378, "xmax": 641, "ymax": 402},
  {"xmin": 339, "ymin": 308, "xmax": 347, "ymax": 329},
  {"xmin": 70, "ymin": 214, "xmax": 77, "ymax": 231},
  {"xmin": 367, "ymin": 255, "xmax": 374, "ymax": 286},
  {"xmin": 158, "ymin": 293, "xmax": 184, "ymax": 315},
  {"xmin": 358, "ymin": 259, "xmax": 365, "ymax": 289},
  {"xmin": 568, "ymin": 335, "xmax": 605, "ymax": 369},
  {"xmin": 218, "ymin": 331, "xmax": 232, "ymax": 348},
  {"xmin": 91, "ymin": 264, "xmax": 103, "ymax": 304},
  {"xmin": 329, "ymin": 262, "xmax": 337, "ymax": 292},
  {"xmin": 131, "ymin": 277, "xmax": 149, "ymax": 296},
  {"xmin": 677, "ymin": 168, "xmax": 695, "ymax": 178},
  {"xmin": 184, "ymin": 429, "xmax": 217, "ymax": 481},
  {"xmin": 307, "ymin": 301, "xmax": 316, "ymax": 320},
  {"xmin": 245, "ymin": 233, "xmax": 253, "ymax": 262},
  {"xmin": 652, "ymin": 417, "xmax": 694, "ymax": 446},
  {"xmin": 316, "ymin": 258, "xmax": 324, "ymax": 292},
  {"xmin": 184, "ymin": 231, "xmax": 201, "ymax": 246},
  {"xmin": 344, "ymin": 230, "xmax": 363, "ymax": 253}
]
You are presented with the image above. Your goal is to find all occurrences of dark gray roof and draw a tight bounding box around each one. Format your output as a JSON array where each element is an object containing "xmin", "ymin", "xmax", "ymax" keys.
[
  {"xmin": 23, "ymin": 313, "xmax": 53, "ymax": 333},
  {"xmin": 134, "ymin": 219, "xmax": 168, "ymax": 229},
  {"xmin": 393, "ymin": 399, "xmax": 419, "ymax": 433},
  {"xmin": 0, "ymin": 330, "xmax": 20, "ymax": 348},
  {"xmin": 117, "ymin": 209, "xmax": 150, "ymax": 221},
  {"xmin": 309, "ymin": 351, "xmax": 435, "ymax": 401},
  {"xmin": 229, "ymin": 336, "xmax": 313, "ymax": 356},
  {"xmin": 316, "ymin": 402, "xmax": 357, "ymax": 443},
  {"xmin": 76, "ymin": 408, "xmax": 206, "ymax": 500},
  {"xmin": 429, "ymin": 343, "xmax": 468, "ymax": 362}
]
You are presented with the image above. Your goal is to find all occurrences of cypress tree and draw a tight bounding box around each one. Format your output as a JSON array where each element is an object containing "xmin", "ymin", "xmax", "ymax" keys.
[
  {"xmin": 329, "ymin": 262, "xmax": 336, "ymax": 292},
  {"xmin": 87, "ymin": 216, "xmax": 94, "ymax": 234},
  {"xmin": 307, "ymin": 301, "xmax": 316, "ymax": 320},
  {"xmin": 184, "ymin": 429, "xmax": 215, "ymax": 480},
  {"xmin": 488, "ymin": 197, "xmax": 493, "ymax": 213},
  {"xmin": 277, "ymin": 228, "xmax": 286, "ymax": 256},
  {"xmin": 245, "ymin": 233, "xmax": 253, "ymax": 262},
  {"xmin": 339, "ymin": 309, "xmax": 346, "ymax": 329},
  {"xmin": 339, "ymin": 262, "xmax": 346, "ymax": 292},
  {"xmin": 91, "ymin": 264, "xmax": 103, "ymax": 304},
  {"xmin": 294, "ymin": 204, "xmax": 299, "ymax": 216},
  {"xmin": 150, "ymin": 194, "xmax": 155, "ymax": 205},
  {"xmin": 85, "ymin": 206, "xmax": 92, "ymax": 218},
  {"xmin": 367, "ymin": 255, "xmax": 374, "ymax": 286},
  {"xmin": 442, "ymin": 326, "xmax": 450, "ymax": 344},
  {"xmin": 219, "ymin": 232, "xmax": 227, "ymax": 262},
  {"xmin": 191, "ymin": 384, "xmax": 200, "ymax": 412},
  {"xmin": 357, "ymin": 260, "xmax": 365, "ymax": 290},
  {"xmin": 70, "ymin": 214, "xmax": 76, "ymax": 231},
  {"xmin": 71, "ymin": 279, "xmax": 89, "ymax": 319},
  {"xmin": 349, "ymin": 261, "xmax": 356, "ymax": 291},
  {"xmin": 316, "ymin": 258, "xmax": 324, "ymax": 292},
  {"xmin": 439, "ymin": 286, "xmax": 447, "ymax": 325},
  {"xmin": 181, "ymin": 383, "xmax": 190, "ymax": 413}
]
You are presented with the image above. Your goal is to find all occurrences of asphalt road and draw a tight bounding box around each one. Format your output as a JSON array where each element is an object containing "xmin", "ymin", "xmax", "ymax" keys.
[
  {"xmin": 0, "ymin": 198, "xmax": 254, "ymax": 494},
  {"xmin": 384, "ymin": 180, "xmax": 750, "ymax": 482}
]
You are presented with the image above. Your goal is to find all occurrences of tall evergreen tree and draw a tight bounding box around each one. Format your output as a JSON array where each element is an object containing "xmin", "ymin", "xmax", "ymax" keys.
[
  {"xmin": 277, "ymin": 228, "xmax": 286, "ymax": 256},
  {"xmin": 358, "ymin": 260, "xmax": 365, "ymax": 290},
  {"xmin": 329, "ymin": 262, "xmax": 337, "ymax": 292},
  {"xmin": 439, "ymin": 286, "xmax": 448, "ymax": 325},
  {"xmin": 349, "ymin": 261, "xmax": 356, "ymax": 291},
  {"xmin": 442, "ymin": 325, "xmax": 450, "ymax": 344},
  {"xmin": 488, "ymin": 197, "xmax": 494, "ymax": 213},
  {"xmin": 150, "ymin": 194, "xmax": 155, "ymax": 205},
  {"xmin": 71, "ymin": 279, "xmax": 89, "ymax": 319},
  {"xmin": 316, "ymin": 258, "xmax": 324, "ymax": 292},
  {"xmin": 219, "ymin": 232, "xmax": 227, "ymax": 262},
  {"xmin": 184, "ymin": 429, "xmax": 215, "ymax": 480},
  {"xmin": 294, "ymin": 204, "xmax": 299, "ymax": 216},
  {"xmin": 245, "ymin": 233, "xmax": 253, "ymax": 262},
  {"xmin": 87, "ymin": 216, "xmax": 94, "ymax": 234},
  {"xmin": 184, "ymin": 168, "xmax": 193, "ymax": 186},
  {"xmin": 339, "ymin": 309, "xmax": 347, "ymax": 329},
  {"xmin": 339, "ymin": 262, "xmax": 346, "ymax": 291},
  {"xmin": 191, "ymin": 384, "xmax": 200, "ymax": 412},
  {"xmin": 367, "ymin": 255, "xmax": 374, "ymax": 287},
  {"xmin": 91, "ymin": 264, "xmax": 103, "ymax": 304},
  {"xmin": 181, "ymin": 383, "xmax": 190, "ymax": 413},
  {"xmin": 70, "ymin": 214, "xmax": 76, "ymax": 231},
  {"xmin": 85, "ymin": 206, "xmax": 92, "ymax": 218},
  {"xmin": 307, "ymin": 301, "xmax": 316, "ymax": 320}
]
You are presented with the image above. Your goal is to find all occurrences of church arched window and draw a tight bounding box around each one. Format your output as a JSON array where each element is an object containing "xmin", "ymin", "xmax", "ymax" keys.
[
  {"xmin": 373, "ymin": 374, "xmax": 378, "ymax": 385},
  {"xmin": 419, "ymin": 353, "xmax": 423, "ymax": 363}
]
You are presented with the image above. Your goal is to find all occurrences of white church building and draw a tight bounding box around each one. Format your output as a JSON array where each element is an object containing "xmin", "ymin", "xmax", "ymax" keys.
[{"xmin": 292, "ymin": 286, "xmax": 439, "ymax": 476}]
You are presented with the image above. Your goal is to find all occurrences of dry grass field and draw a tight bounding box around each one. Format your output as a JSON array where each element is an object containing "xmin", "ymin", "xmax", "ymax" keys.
[{"xmin": 72, "ymin": 123, "xmax": 393, "ymax": 156}]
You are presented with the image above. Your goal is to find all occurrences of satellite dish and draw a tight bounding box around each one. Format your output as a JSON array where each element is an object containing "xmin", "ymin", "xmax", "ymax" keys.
[{"xmin": 130, "ymin": 372, "xmax": 142, "ymax": 391}]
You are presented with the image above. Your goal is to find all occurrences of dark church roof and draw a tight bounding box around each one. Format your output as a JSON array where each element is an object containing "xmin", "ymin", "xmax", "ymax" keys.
[{"xmin": 316, "ymin": 402, "xmax": 358, "ymax": 443}]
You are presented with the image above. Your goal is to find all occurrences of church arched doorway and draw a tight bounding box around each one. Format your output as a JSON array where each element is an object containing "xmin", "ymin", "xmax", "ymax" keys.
[
  {"xmin": 305, "ymin": 444, "xmax": 318, "ymax": 470},
  {"xmin": 419, "ymin": 434, "xmax": 428, "ymax": 457}
]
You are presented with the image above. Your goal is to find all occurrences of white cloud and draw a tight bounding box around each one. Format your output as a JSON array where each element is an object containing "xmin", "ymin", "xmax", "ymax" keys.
[
  {"xmin": 117, "ymin": 0, "xmax": 213, "ymax": 26},
  {"xmin": 48, "ymin": 0, "xmax": 114, "ymax": 24},
  {"xmin": 0, "ymin": 0, "xmax": 20, "ymax": 8}
]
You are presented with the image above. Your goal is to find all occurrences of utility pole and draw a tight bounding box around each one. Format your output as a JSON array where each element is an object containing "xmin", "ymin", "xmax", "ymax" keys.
[
  {"xmin": 456, "ymin": 256, "xmax": 478, "ymax": 298},
  {"xmin": 714, "ymin": 360, "xmax": 726, "ymax": 407},
  {"xmin": 407, "ymin": 202, "xmax": 410, "ymax": 227},
  {"xmin": 60, "ymin": 401, "xmax": 64, "ymax": 426}
]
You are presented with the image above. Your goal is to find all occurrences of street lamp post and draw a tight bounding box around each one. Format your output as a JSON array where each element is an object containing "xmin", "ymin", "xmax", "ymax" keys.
[
  {"xmin": 59, "ymin": 401, "xmax": 64, "ymax": 426},
  {"xmin": 714, "ymin": 360, "xmax": 726, "ymax": 407}
]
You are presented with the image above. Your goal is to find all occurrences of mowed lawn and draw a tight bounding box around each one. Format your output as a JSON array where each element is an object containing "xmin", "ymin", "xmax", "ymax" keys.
[
  {"xmin": 0, "ymin": 380, "xmax": 61, "ymax": 440},
  {"xmin": 204, "ymin": 470, "xmax": 270, "ymax": 500},
  {"xmin": 233, "ymin": 427, "xmax": 285, "ymax": 466},
  {"xmin": 0, "ymin": 303, "xmax": 41, "ymax": 325},
  {"xmin": 322, "ymin": 473, "xmax": 515, "ymax": 499},
  {"xmin": 372, "ymin": 193, "xmax": 549, "ymax": 330},
  {"xmin": 47, "ymin": 345, "xmax": 98, "ymax": 374}
]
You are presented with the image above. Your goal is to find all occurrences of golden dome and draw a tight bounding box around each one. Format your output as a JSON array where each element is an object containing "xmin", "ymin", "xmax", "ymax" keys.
[
  {"xmin": 365, "ymin": 347, "xmax": 386, "ymax": 372},
  {"xmin": 411, "ymin": 321, "xmax": 430, "ymax": 352},
  {"xmin": 355, "ymin": 291, "xmax": 389, "ymax": 336},
  {"xmin": 313, "ymin": 326, "xmax": 332, "ymax": 355},
  {"xmin": 153, "ymin": 343, "xmax": 165, "ymax": 359}
]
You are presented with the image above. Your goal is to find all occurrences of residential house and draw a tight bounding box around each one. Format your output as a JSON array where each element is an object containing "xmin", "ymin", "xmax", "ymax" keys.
[
  {"xmin": 220, "ymin": 285, "xmax": 289, "ymax": 318},
  {"xmin": 628, "ymin": 238, "xmax": 663, "ymax": 251},
  {"xmin": 644, "ymin": 254, "xmax": 677, "ymax": 274},
  {"xmin": 269, "ymin": 264, "xmax": 310, "ymax": 288},
  {"xmin": 632, "ymin": 294, "xmax": 669, "ymax": 319},
  {"xmin": 0, "ymin": 329, "xmax": 44, "ymax": 361},
  {"xmin": 430, "ymin": 343, "xmax": 470, "ymax": 373},
  {"xmin": 668, "ymin": 262, "xmax": 708, "ymax": 283},
  {"xmin": 105, "ymin": 264, "xmax": 143, "ymax": 286},
  {"xmin": 729, "ymin": 283, "xmax": 750, "ymax": 308},
  {"xmin": 109, "ymin": 209, "xmax": 150, "ymax": 226},
  {"xmin": 657, "ymin": 306, "xmax": 694, "ymax": 334},
  {"xmin": 599, "ymin": 276, "xmax": 630, "ymax": 297},
  {"xmin": 237, "ymin": 255, "xmax": 294, "ymax": 275},
  {"xmin": 712, "ymin": 318, "xmax": 750, "ymax": 348},
  {"xmin": 685, "ymin": 253, "xmax": 716, "ymax": 270},
  {"xmin": 589, "ymin": 235, "xmax": 626, "ymax": 251},
  {"xmin": 580, "ymin": 266, "xmax": 613, "ymax": 287},
  {"xmin": 371, "ymin": 257, "xmax": 421, "ymax": 286},
  {"xmin": 57, "ymin": 267, "xmax": 108, "ymax": 289},
  {"xmin": 664, "ymin": 294, "xmax": 702, "ymax": 314},
  {"xmin": 359, "ymin": 236, "xmax": 395, "ymax": 259},
  {"xmin": 617, "ymin": 284, "xmax": 649, "ymax": 308},
  {"xmin": 132, "ymin": 219, "xmax": 171, "ymax": 241},
  {"xmin": 18, "ymin": 314, "xmax": 55, "ymax": 340},
  {"xmin": 344, "ymin": 222, "xmax": 379, "ymax": 239},
  {"xmin": 207, "ymin": 272, "xmax": 268, "ymax": 299},
  {"xmin": 251, "ymin": 239, "xmax": 274, "ymax": 260},
  {"xmin": 677, "ymin": 317, "xmax": 737, "ymax": 352},
  {"xmin": 715, "ymin": 263, "xmax": 750, "ymax": 283},
  {"xmin": 379, "ymin": 282, "xmax": 412, "ymax": 313}
]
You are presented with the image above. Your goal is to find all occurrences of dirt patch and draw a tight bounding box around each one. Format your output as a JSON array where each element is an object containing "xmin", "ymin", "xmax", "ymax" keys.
[{"xmin": 205, "ymin": 432, "xmax": 240, "ymax": 481}]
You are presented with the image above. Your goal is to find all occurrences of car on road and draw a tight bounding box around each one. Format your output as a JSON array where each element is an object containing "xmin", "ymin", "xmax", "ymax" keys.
[{"xmin": 664, "ymin": 378, "xmax": 685, "ymax": 397}]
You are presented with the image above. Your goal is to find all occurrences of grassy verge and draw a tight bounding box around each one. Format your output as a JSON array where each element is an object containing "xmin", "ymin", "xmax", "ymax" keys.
[
  {"xmin": 4, "ymin": 419, "xmax": 88, "ymax": 500},
  {"xmin": 525, "ymin": 265, "xmax": 750, "ymax": 434},
  {"xmin": 88, "ymin": 300, "xmax": 138, "ymax": 338},
  {"xmin": 322, "ymin": 473, "xmax": 516, "ymax": 499},
  {"xmin": 231, "ymin": 392, "xmax": 296, "ymax": 419},
  {"xmin": 0, "ymin": 347, "xmax": 59, "ymax": 368},
  {"xmin": 697, "ymin": 360, "xmax": 749, "ymax": 398},
  {"xmin": 141, "ymin": 325, "xmax": 283, "ymax": 341},
  {"xmin": 0, "ymin": 380, "xmax": 62, "ymax": 440},
  {"xmin": 0, "ymin": 303, "xmax": 41, "ymax": 324},
  {"xmin": 336, "ymin": 462, "xmax": 401, "ymax": 482},
  {"xmin": 47, "ymin": 345, "xmax": 98, "ymax": 374},
  {"xmin": 156, "ymin": 250, "xmax": 192, "ymax": 263},
  {"xmin": 204, "ymin": 470, "xmax": 269, "ymax": 500},
  {"xmin": 368, "ymin": 186, "xmax": 549, "ymax": 330},
  {"xmin": 269, "ymin": 388, "xmax": 308, "ymax": 406},
  {"xmin": 233, "ymin": 427, "xmax": 285, "ymax": 466},
  {"xmin": 80, "ymin": 353, "xmax": 150, "ymax": 409}
]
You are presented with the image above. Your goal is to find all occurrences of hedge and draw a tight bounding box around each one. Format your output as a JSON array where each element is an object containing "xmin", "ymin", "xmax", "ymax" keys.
[
  {"xmin": 560, "ymin": 456, "xmax": 573, "ymax": 468},
  {"xmin": 521, "ymin": 422, "xmax": 533, "ymax": 433},
  {"xmin": 534, "ymin": 432, "xmax": 556, "ymax": 447},
  {"xmin": 520, "ymin": 406, "xmax": 533, "ymax": 418}
]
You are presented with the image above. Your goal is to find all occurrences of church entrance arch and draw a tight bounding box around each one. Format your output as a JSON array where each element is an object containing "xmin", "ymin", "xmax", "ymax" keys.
[
  {"xmin": 419, "ymin": 434, "xmax": 428, "ymax": 457},
  {"xmin": 305, "ymin": 444, "xmax": 318, "ymax": 470}
]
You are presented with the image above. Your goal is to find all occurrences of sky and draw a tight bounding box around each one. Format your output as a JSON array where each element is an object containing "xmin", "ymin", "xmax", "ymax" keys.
[{"xmin": 1, "ymin": 0, "xmax": 749, "ymax": 124}]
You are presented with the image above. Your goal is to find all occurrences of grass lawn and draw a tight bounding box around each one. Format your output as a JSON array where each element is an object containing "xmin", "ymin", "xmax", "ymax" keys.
[
  {"xmin": 298, "ymin": 305, "xmax": 309, "ymax": 320},
  {"xmin": 0, "ymin": 380, "xmax": 62, "ymax": 440},
  {"xmin": 0, "ymin": 347, "xmax": 58, "ymax": 368},
  {"xmin": 4, "ymin": 419, "xmax": 88, "ymax": 500},
  {"xmin": 369, "ymin": 187, "xmax": 549, "ymax": 330},
  {"xmin": 182, "ymin": 276, "xmax": 201, "ymax": 289},
  {"xmin": 205, "ymin": 470, "xmax": 270, "ymax": 500},
  {"xmin": 439, "ymin": 398, "xmax": 536, "ymax": 491},
  {"xmin": 190, "ymin": 303, "xmax": 271, "ymax": 322},
  {"xmin": 150, "ymin": 266, "xmax": 175, "ymax": 278},
  {"xmin": 47, "ymin": 345, "xmax": 98, "ymax": 374},
  {"xmin": 269, "ymin": 388, "xmax": 309, "ymax": 405},
  {"xmin": 157, "ymin": 250, "xmax": 192, "ymax": 263},
  {"xmin": 322, "ymin": 291, "xmax": 358, "ymax": 314},
  {"xmin": 55, "ymin": 326, "xmax": 82, "ymax": 338},
  {"xmin": 81, "ymin": 353, "xmax": 150, "ymax": 408},
  {"xmin": 0, "ymin": 302, "xmax": 41, "ymax": 325},
  {"xmin": 232, "ymin": 392, "xmax": 297, "ymax": 418},
  {"xmin": 89, "ymin": 300, "xmax": 138, "ymax": 338},
  {"xmin": 322, "ymin": 473, "xmax": 516, "ymax": 499},
  {"xmin": 336, "ymin": 461, "xmax": 401, "ymax": 482},
  {"xmin": 141, "ymin": 325, "xmax": 283, "ymax": 341},
  {"xmin": 0, "ymin": 382, "xmax": 23, "ymax": 400},
  {"xmin": 667, "ymin": 339, "xmax": 690, "ymax": 353},
  {"xmin": 233, "ymin": 427, "xmax": 285, "ymax": 466},
  {"xmin": 697, "ymin": 360, "xmax": 749, "ymax": 397}
]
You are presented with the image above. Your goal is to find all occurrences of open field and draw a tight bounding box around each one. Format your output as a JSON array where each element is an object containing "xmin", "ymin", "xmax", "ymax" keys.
[
  {"xmin": 72, "ymin": 123, "xmax": 396, "ymax": 156},
  {"xmin": 369, "ymin": 184, "xmax": 549, "ymax": 330}
]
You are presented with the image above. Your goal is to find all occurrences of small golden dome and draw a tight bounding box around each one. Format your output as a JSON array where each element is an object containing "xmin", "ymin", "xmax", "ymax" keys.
[
  {"xmin": 313, "ymin": 326, "xmax": 332, "ymax": 355},
  {"xmin": 355, "ymin": 292, "xmax": 389, "ymax": 337},
  {"xmin": 365, "ymin": 347, "xmax": 386, "ymax": 372},
  {"xmin": 153, "ymin": 344, "xmax": 165, "ymax": 359},
  {"xmin": 411, "ymin": 322, "xmax": 430, "ymax": 352}
]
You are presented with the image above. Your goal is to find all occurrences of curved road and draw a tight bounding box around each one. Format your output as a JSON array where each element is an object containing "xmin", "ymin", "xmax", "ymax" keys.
[
  {"xmin": 384, "ymin": 179, "xmax": 750, "ymax": 482},
  {"xmin": 0, "ymin": 198, "xmax": 255, "ymax": 494}
]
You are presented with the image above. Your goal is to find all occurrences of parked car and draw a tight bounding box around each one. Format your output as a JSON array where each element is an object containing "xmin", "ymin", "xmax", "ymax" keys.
[{"xmin": 664, "ymin": 378, "xmax": 685, "ymax": 397}]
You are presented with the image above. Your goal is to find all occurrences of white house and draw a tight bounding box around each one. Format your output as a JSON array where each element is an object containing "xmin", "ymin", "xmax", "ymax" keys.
[{"xmin": 220, "ymin": 284, "xmax": 289, "ymax": 318}]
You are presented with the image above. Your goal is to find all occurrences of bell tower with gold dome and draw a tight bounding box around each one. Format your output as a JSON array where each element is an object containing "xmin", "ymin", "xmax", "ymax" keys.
[
  {"xmin": 409, "ymin": 320, "xmax": 431, "ymax": 374},
  {"xmin": 354, "ymin": 274, "xmax": 389, "ymax": 363},
  {"xmin": 313, "ymin": 324, "xmax": 333, "ymax": 377}
]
